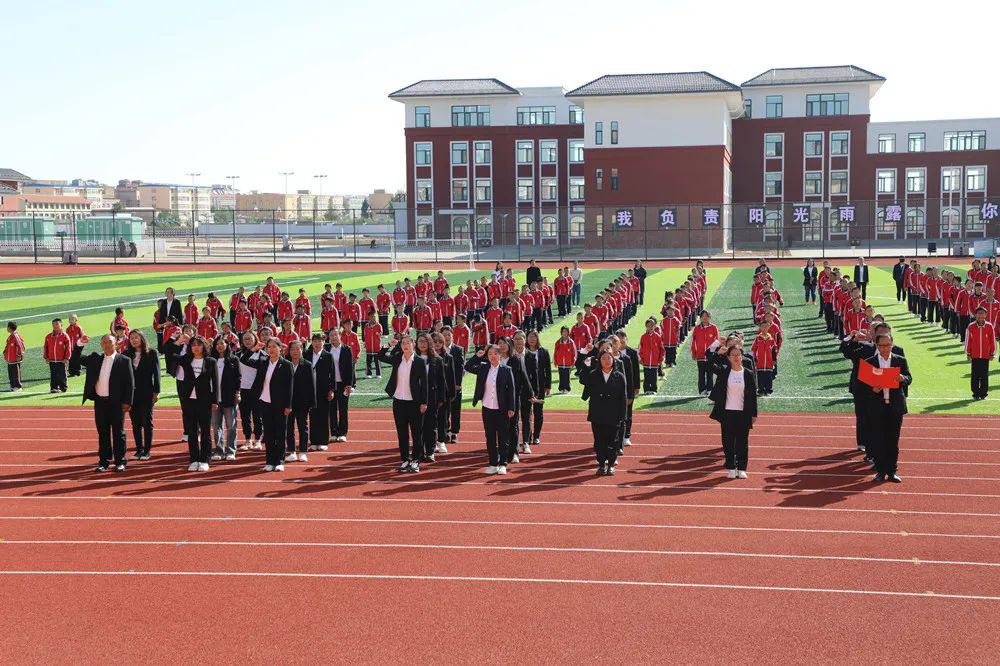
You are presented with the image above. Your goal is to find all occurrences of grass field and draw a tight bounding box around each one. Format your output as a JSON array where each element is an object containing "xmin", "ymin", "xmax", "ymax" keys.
[{"xmin": 1, "ymin": 263, "xmax": 995, "ymax": 413}]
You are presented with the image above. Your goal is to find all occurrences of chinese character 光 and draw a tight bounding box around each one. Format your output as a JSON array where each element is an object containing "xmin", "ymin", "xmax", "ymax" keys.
[{"xmin": 792, "ymin": 207, "xmax": 809, "ymax": 224}]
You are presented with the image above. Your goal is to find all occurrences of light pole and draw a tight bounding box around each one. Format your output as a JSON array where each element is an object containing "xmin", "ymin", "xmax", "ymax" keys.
[
  {"xmin": 313, "ymin": 174, "xmax": 327, "ymax": 221},
  {"xmin": 186, "ymin": 172, "xmax": 201, "ymax": 225},
  {"xmin": 279, "ymin": 170, "xmax": 294, "ymax": 237}
]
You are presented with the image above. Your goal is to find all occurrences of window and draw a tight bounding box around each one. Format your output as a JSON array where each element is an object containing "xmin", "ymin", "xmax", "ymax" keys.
[
  {"xmin": 540, "ymin": 216, "xmax": 557, "ymax": 239},
  {"xmin": 475, "ymin": 216, "xmax": 493, "ymax": 242},
  {"xmin": 474, "ymin": 141, "xmax": 492, "ymax": 164},
  {"xmin": 451, "ymin": 179, "xmax": 468, "ymax": 202},
  {"xmin": 569, "ymin": 215, "xmax": 585, "ymax": 238},
  {"xmin": 516, "ymin": 106, "xmax": 556, "ymax": 125},
  {"xmin": 966, "ymin": 206, "xmax": 985, "ymax": 233},
  {"xmin": 610, "ymin": 167, "xmax": 619, "ymax": 191},
  {"xmin": 942, "ymin": 167, "xmax": 962, "ymax": 192},
  {"xmin": 517, "ymin": 178, "xmax": 534, "ymax": 201},
  {"xmin": 944, "ymin": 130, "xmax": 987, "ymax": 151},
  {"xmin": 415, "ymin": 142, "xmax": 432, "ymax": 166},
  {"xmin": 451, "ymin": 216, "xmax": 470, "ymax": 240},
  {"xmin": 595, "ymin": 168, "xmax": 603, "ymax": 191},
  {"xmin": 451, "ymin": 105, "xmax": 490, "ymax": 126},
  {"xmin": 877, "ymin": 169, "xmax": 896, "ymax": 194},
  {"xmin": 830, "ymin": 131, "xmax": 849, "ymax": 156},
  {"xmin": 610, "ymin": 121, "xmax": 619, "ymax": 145},
  {"xmin": 876, "ymin": 208, "xmax": 896, "ymax": 235},
  {"xmin": 765, "ymin": 95, "xmax": 783, "ymax": 118},
  {"xmin": 569, "ymin": 105, "xmax": 584, "ymax": 124},
  {"xmin": 569, "ymin": 177, "xmax": 584, "ymax": 200},
  {"xmin": 450, "ymin": 142, "xmax": 467, "ymax": 165},
  {"xmin": 830, "ymin": 170, "xmax": 848, "ymax": 194},
  {"xmin": 541, "ymin": 178, "xmax": 557, "ymax": 201},
  {"xmin": 540, "ymin": 140, "xmax": 557, "ymax": 163},
  {"xmin": 764, "ymin": 172, "xmax": 782, "ymax": 196},
  {"xmin": 475, "ymin": 179, "xmax": 491, "ymax": 202},
  {"xmin": 804, "ymin": 171, "xmax": 823, "ymax": 195},
  {"xmin": 905, "ymin": 168, "xmax": 925, "ymax": 193},
  {"xmin": 416, "ymin": 218, "xmax": 433, "ymax": 239},
  {"xmin": 415, "ymin": 106, "xmax": 430, "ymax": 127},
  {"xmin": 806, "ymin": 92, "xmax": 849, "ymax": 116},
  {"xmin": 764, "ymin": 134, "xmax": 783, "ymax": 157},
  {"xmin": 764, "ymin": 210, "xmax": 782, "ymax": 237},
  {"xmin": 908, "ymin": 132, "xmax": 925, "ymax": 152},
  {"xmin": 595, "ymin": 121, "xmax": 603, "ymax": 145},
  {"xmin": 416, "ymin": 180, "xmax": 432, "ymax": 203},
  {"xmin": 941, "ymin": 207, "xmax": 961, "ymax": 236},
  {"xmin": 877, "ymin": 134, "xmax": 895, "ymax": 153},
  {"xmin": 743, "ymin": 99, "xmax": 752, "ymax": 118},
  {"xmin": 804, "ymin": 132, "xmax": 823, "ymax": 157},
  {"xmin": 516, "ymin": 140, "xmax": 533, "ymax": 164},
  {"xmin": 518, "ymin": 216, "xmax": 535, "ymax": 240},
  {"xmin": 966, "ymin": 166, "xmax": 986, "ymax": 191},
  {"xmin": 568, "ymin": 140, "xmax": 584, "ymax": 163},
  {"xmin": 905, "ymin": 208, "xmax": 926, "ymax": 236}
]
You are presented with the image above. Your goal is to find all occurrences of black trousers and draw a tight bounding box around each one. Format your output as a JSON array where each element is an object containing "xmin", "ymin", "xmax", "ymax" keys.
[
  {"xmin": 449, "ymin": 391, "xmax": 462, "ymax": 436},
  {"xmin": 435, "ymin": 399, "xmax": 449, "ymax": 444},
  {"xmin": 643, "ymin": 367, "xmax": 658, "ymax": 393},
  {"xmin": 329, "ymin": 383, "xmax": 350, "ymax": 437},
  {"xmin": 392, "ymin": 398, "xmax": 423, "ymax": 461},
  {"xmin": 530, "ymin": 400, "xmax": 544, "ymax": 442},
  {"xmin": 697, "ymin": 360, "xmax": 714, "ymax": 393},
  {"xmin": 638, "ymin": 281, "xmax": 645, "ymax": 305},
  {"xmin": 592, "ymin": 422, "xmax": 619, "ymax": 466},
  {"xmin": 482, "ymin": 407, "xmax": 508, "ymax": 467},
  {"xmin": 49, "ymin": 361, "xmax": 67, "ymax": 391},
  {"xmin": 421, "ymin": 402, "xmax": 438, "ymax": 458},
  {"xmin": 508, "ymin": 405, "xmax": 521, "ymax": 453},
  {"xmin": 309, "ymin": 399, "xmax": 330, "ymax": 446},
  {"xmin": 823, "ymin": 303, "xmax": 836, "ymax": 333},
  {"xmin": 285, "ymin": 408, "xmax": 309, "ymax": 453},
  {"xmin": 556, "ymin": 294, "xmax": 568, "ymax": 317},
  {"xmin": 859, "ymin": 283, "xmax": 867, "ymax": 300},
  {"xmin": 259, "ymin": 401, "xmax": 288, "ymax": 466},
  {"xmin": 852, "ymin": 394, "xmax": 869, "ymax": 451},
  {"xmin": 182, "ymin": 401, "xmax": 213, "ymax": 463},
  {"xmin": 129, "ymin": 400, "xmax": 154, "ymax": 455},
  {"xmin": 624, "ymin": 399, "xmax": 634, "ymax": 438},
  {"xmin": 665, "ymin": 346, "xmax": 677, "ymax": 367},
  {"xmin": 69, "ymin": 346, "xmax": 83, "ymax": 377},
  {"xmin": 239, "ymin": 390, "xmax": 262, "ymax": 441},
  {"xmin": 365, "ymin": 353, "xmax": 381, "ymax": 376},
  {"xmin": 959, "ymin": 315, "xmax": 972, "ymax": 342},
  {"xmin": 869, "ymin": 404, "xmax": 902, "ymax": 475},
  {"xmin": 6, "ymin": 362, "xmax": 21, "ymax": 389},
  {"xmin": 971, "ymin": 358, "xmax": 990, "ymax": 399},
  {"xmin": 558, "ymin": 367, "xmax": 572, "ymax": 392},
  {"xmin": 379, "ymin": 314, "xmax": 389, "ymax": 334},
  {"xmin": 895, "ymin": 280, "xmax": 906, "ymax": 302},
  {"xmin": 756, "ymin": 369, "xmax": 773, "ymax": 394},
  {"xmin": 94, "ymin": 397, "xmax": 126, "ymax": 466},
  {"xmin": 908, "ymin": 292, "xmax": 918, "ymax": 314},
  {"xmin": 926, "ymin": 300, "xmax": 939, "ymax": 324},
  {"xmin": 532, "ymin": 308, "xmax": 544, "ymax": 331},
  {"xmin": 518, "ymin": 399, "xmax": 532, "ymax": 445},
  {"xmin": 720, "ymin": 410, "xmax": 750, "ymax": 470},
  {"xmin": 918, "ymin": 296, "xmax": 928, "ymax": 321},
  {"xmin": 941, "ymin": 308, "xmax": 951, "ymax": 331}
]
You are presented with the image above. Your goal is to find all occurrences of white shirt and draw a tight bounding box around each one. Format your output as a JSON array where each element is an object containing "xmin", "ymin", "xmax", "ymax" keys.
[
  {"xmin": 310, "ymin": 349, "xmax": 321, "ymax": 368},
  {"xmin": 394, "ymin": 355, "xmax": 414, "ymax": 401},
  {"xmin": 96, "ymin": 352, "xmax": 117, "ymax": 397},
  {"xmin": 571, "ymin": 268, "xmax": 583, "ymax": 284},
  {"xmin": 878, "ymin": 353, "xmax": 892, "ymax": 402},
  {"xmin": 215, "ymin": 357, "xmax": 226, "ymax": 402},
  {"xmin": 239, "ymin": 350, "xmax": 259, "ymax": 389},
  {"xmin": 330, "ymin": 345, "xmax": 343, "ymax": 383},
  {"xmin": 175, "ymin": 343, "xmax": 189, "ymax": 381},
  {"xmin": 259, "ymin": 359, "xmax": 278, "ymax": 403},
  {"xmin": 189, "ymin": 358, "xmax": 204, "ymax": 399},
  {"xmin": 725, "ymin": 370, "xmax": 745, "ymax": 411},
  {"xmin": 483, "ymin": 364, "xmax": 500, "ymax": 409},
  {"xmin": 602, "ymin": 370, "xmax": 611, "ymax": 382}
]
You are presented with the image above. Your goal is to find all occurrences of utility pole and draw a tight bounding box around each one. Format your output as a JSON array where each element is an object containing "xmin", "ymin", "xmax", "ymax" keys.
[
  {"xmin": 185, "ymin": 171, "xmax": 201, "ymax": 225},
  {"xmin": 279, "ymin": 170, "xmax": 294, "ymax": 237}
]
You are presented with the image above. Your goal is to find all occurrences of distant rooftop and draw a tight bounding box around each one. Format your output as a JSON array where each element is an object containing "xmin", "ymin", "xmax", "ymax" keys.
[
  {"xmin": 741, "ymin": 65, "xmax": 885, "ymax": 88},
  {"xmin": 389, "ymin": 78, "xmax": 520, "ymax": 98},
  {"xmin": 567, "ymin": 72, "xmax": 740, "ymax": 97},
  {"xmin": 0, "ymin": 168, "xmax": 31, "ymax": 182}
]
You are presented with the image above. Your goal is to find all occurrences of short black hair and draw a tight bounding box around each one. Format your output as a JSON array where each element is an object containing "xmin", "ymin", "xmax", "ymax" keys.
[{"xmin": 6, "ymin": 321, "xmax": 16, "ymax": 331}]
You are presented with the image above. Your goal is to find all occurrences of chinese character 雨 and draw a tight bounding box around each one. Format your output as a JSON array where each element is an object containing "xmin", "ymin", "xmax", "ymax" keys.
[{"xmin": 838, "ymin": 206, "xmax": 855, "ymax": 223}]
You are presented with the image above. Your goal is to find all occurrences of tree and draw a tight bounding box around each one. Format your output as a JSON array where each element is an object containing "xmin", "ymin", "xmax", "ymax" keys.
[
  {"xmin": 155, "ymin": 211, "xmax": 180, "ymax": 226},
  {"xmin": 391, "ymin": 190, "xmax": 406, "ymax": 202},
  {"xmin": 212, "ymin": 207, "xmax": 234, "ymax": 224},
  {"xmin": 323, "ymin": 200, "xmax": 337, "ymax": 222},
  {"xmin": 360, "ymin": 199, "xmax": 371, "ymax": 220}
]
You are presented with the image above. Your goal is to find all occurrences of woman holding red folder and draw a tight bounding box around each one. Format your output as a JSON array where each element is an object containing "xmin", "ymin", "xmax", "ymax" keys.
[{"xmin": 861, "ymin": 333, "xmax": 911, "ymax": 483}]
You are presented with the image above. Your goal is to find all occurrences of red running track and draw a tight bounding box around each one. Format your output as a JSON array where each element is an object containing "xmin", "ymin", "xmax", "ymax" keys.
[{"xmin": 1, "ymin": 407, "xmax": 999, "ymax": 663}]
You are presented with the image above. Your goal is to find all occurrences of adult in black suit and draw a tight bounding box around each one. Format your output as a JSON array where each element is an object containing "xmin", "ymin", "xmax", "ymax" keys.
[
  {"xmin": 285, "ymin": 339, "xmax": 316, "ymax": 461},
  {"xmin": 156, "ymin": 288, "xmax": 183, "ymax": 351},
  {"xmin": 443, "ymin": 327, "xmax": 465, "ymax": 445},
  {"xmin": 708, "ymin": 346, "xmax": 758, "ymax": 478},
  {"xmin": 803, "ymin": 258, "xmax": 818, "ymax": 303},
  {"xmin": 616, "ymin": 330, "xmax": 641, "ymax": 447},
  {"xmin": 122, "ymin": 330, "xmax": 160, "ymax": 461},
  {"xmin": 174, "ymin": 335, "xmax": 219, "ymax": 471},
  {"xmin": 840, "ymin": 324, "xmax": 905, "ymax": 460},
  {"xmin": 432, "ymin": 332, "xmax": 457, "ymax": 454},
  {"xmin": 579, "ymin": 350, "xmax": 627, "ymax": 476},
  {"xmin": 633, "ymin": 260, "xmax": 647, "ymax": 304},
  {"xmin": 891, "ymin": 256, "xmax": 907, "ymax": 302},
  {"xmin": 526, "ymin": 259, "xmax": 542, "ymax": 288},
  {"xmin": 415, "ymin": 334, "xmax": 447, "ymax": 463},
  {"xmin": 162, "ymin": 323, "xmax": 197, "ymax": 442},
  {"xmin": 325, "ymin": 329, "xmax": 356, "ymax": 443},
  {"xmin": 304, "ymin": 334, "xmax": 334, "ymax": 451},
  {"xmin": 853, "ymin": 257, "xmax": 870, "ymax": 300},
  {"xmin": 378, "ymin": 336, "xmax": 428, "ymax": 472},
  {"xmin": 210, "ymin": 335, "xmax": 242, "ymax": 461},
  {"xmin": 862, "ymin": 334, "xmax": 912, "ymax": 483},
  {"xmin": 499, "ymin": 337, "xmax": 533, "ymax": 461},
  {"xmin": 82, "ymin": 334, "xmax": 135, "ymax": 472},
  {"xmin": 251, "ymin": 338, "xmax": 295, "ymax": 471},
  {"xmin": 523, "ymin": 330, "xmax": 551, "ymax": 449},
  {"xmin": 466, "ymin": 345, "xmax": 516, "ymax": 473}
]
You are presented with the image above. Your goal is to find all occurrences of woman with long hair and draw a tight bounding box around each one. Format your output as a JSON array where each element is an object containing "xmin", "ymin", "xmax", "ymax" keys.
[
  {"xmin": 284, "ymin": 339, "xmax": 316, "ymax": 463},
  {"xmin": 415, "ymin": 333, "xmax": 446, "ymax": 463},
  {"xmin": 123, "ymin": 329, "xmax": 160, "ymax": 461},
  {"xmin": 708, "ymin": 345, "xmax": 758, "ymax": 479},
  {"xmin": 498, "ymin": 336, "xmax": 533, "ymax": 463},
  {"xmin": 174, "ymin": 334, "xmax": 218, "ymax": 472},
  {"xmin": 523, "ymin": 329, "xmax": 551, "ymax": 450},
  {"xmin": 237, "ymin": 332, "xmax": 264, "ymax": 450},
  {"xmin": 803, "ymin": 258, "xmax": 818, "ymax": 304},
  {"xmin": 251, "ymin": 337, "xmax": 294, "ymax": 472},
  {"xmin": 431, "ymin": 332, "xmax": 456, "ymax": 455},
  {"xmin": 378, "ymin": 335, "xmax": 428, "ymax": 473},
  {"xmin": 210, "ymin": 335, "xmax": 241, "ymax": 461}
]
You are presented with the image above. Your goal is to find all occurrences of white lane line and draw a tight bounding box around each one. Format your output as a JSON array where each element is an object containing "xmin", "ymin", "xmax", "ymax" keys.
[
  {"xmin": 4, "ymin": 539, "xmax": 1000, "ymax": 569},
  {"xmin": 4, "ymin": 514, "xmax": 998, "ymax": 540},
  {"xmin": 2, "ymin": 570, "xmax": 998, "ymax": 601}
]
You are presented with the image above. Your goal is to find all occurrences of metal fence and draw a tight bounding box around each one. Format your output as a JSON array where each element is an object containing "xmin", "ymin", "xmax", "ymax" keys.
[{"xmin": 1, "ymin": 201, "xmax": 997, "ymax": 264}]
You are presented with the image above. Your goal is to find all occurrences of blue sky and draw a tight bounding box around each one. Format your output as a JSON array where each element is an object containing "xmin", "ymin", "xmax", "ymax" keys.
[{"xmin": 7, "ymin": 0, "xmax": 998, "ymax": 194}]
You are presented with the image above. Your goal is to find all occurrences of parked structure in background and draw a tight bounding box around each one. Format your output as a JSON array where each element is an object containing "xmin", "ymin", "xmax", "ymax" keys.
[{"xmin": 115, "ymin": 180, "xmax": 212, "ymax": 225}]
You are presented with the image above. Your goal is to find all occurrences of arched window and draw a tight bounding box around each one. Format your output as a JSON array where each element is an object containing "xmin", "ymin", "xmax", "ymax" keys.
[
  {"xmin": 764, "ymin": 210, "xmax": 782, "ymax": 238},
  {"xmin": 416, "ymin": 218, "xmax": 433, "ymax": 239},
  {"xmin": 451, "ymin": 216, "xmax": 469, "ymax": 240},
  {"xmin": 475, "ymin": 216, "xmax": 493, "ymax": 242},
  {"xmin": 905, "ymin": 207, "xmax": 925, "ymax": 237},
  {"xmin": 540, "ymin": 215, "xmax": 557, "ymax": 239},
  {"xmin": 966, "ymin": 206, "xmax": 985, "ymax": 235},
  {"xmin": 518, "ymin": 216, "xmax": 535, "ymax": 242},
  {"xmin": 569, "ymin": 215, "xmax": 585, "ymax": 239},
  {"xmin": 941, "ymin": 207, "xmax": 960, "ymax": 236}
]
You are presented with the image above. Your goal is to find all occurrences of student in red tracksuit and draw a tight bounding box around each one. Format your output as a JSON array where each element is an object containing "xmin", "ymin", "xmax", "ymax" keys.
[
  {"xmin": 471, "ymin": 316, "xmax": 490, "ymax": 349},
  {"xmin": 43, "ymin": 318, "xmax": 72, "ymax": 392},
  {"xmin": 484, "ymin": 299, "xmax": 504, "ymax": 335},
  {"xmin": 4, "ymin": 321, "xmax": 25, "ymax": 391},
  {"xmin": 277, "ymin": 293, "xmax": 294, "ymax": 323},
  {"xmin": 197, "ymin": 308, "xmax": 219, "ymax": 340},
  {"xmin": 295, "ymin": 289, "xmax": 312, "ymax": 316},
  {"xmin": 277, "ymin": 320, "xmax": 299, "ymax": 349},
  {"xmin": 362, "ymin": 312, "xmax": 384, "ymax": 378},
  {"xmin": 691, "ymin": 310, "xmax": 720, "ymax": 395},
  {"xmin": 966, "ymin": 306, "xmax": 997, "ymax": 400},
  {"xmin": 553, "ymin": 326, "xmax": 577, "ymax": 393},
  {"xmin": 110, "ymin": 308, "xmax": 130, "ymax": 337},
  {"xmin": 321, "ymin": 302, "xmax": 340, "ymax": 335},
  {"xmin": 184, "ymin": 295, "xmax": 200, "ymax": 326},
  {"xmin": 233, "ymin": 302, "xmax": 254, "ymax": 335},
  {"xmin": 438, "ymin": 287, "xmax": 455, "ymax": 327},
  {"xmin": 339, "ymin": 322, "xmax": 361, "ymax": 366},
  {"xmin": 751, "ymin": 326, "xmax": 778, "ymax": 395},
  {"xmin": 411, "ymin": 298, "xmax": 433, "ymax": 334},
  {"xmin": 391, "ymin": 307, "xmax": 410, "ymax": 337},
  {"xmin": 206, "ymin": 292, "xmax": 225, "ymax": 320},
  {"xmin": 376, "ymin": 285, "xmax": 392, "ymax": 334},
  {"xmin": 660, "ymin": 311, "xmax": 681, "ymax": 368},
  {"xmin": 343, "ymin": 295, "xmax": 362, "ymax": 333},
  {"xmin": 292, "ymin": 307, "xmax": 311, "ymax": 340},
  {"xmin": 358, "ymin": 288, "xmax": 376, "ymax": 325},
  {"xmin": 452, "ymin": 314, "xmax": 470, "ymax": 351},
  {"xmin": 639, "ymin": 317, "xmax": 665, "ymax": 394},
  {"xmin": 496, "ymin": 313, "xmax": 518, "ymax": 340},
  {"xmin": 66, "ymin": 314, "xmax": 86, "ymax": 377}
]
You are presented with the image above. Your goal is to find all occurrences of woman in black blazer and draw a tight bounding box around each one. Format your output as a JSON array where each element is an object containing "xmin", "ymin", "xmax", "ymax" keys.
[
  {"xmin": 803, "ymin": 258, "xmax": 818, "ymax": 304},
  {"xmin": 498, "ymin": 337, "xmax": 533, "ymax": 462},
  {"xmin": 378, "ymin": 336, "xmax": 428, "ymax": 472},
  {"xmin": 174, "ymin": 335, "xmax": 219, "ymax": 471},
  {"xmin": 284, "ymin": 339, "xmax": 316, "ymax": 462},
  {"xmin": 579, "ymin": 349, "xmax": 627, "ymax": 476},
  {"xmin": 708, "ymin": 346, "xmax": 758, "ymax": 479},
  {"xmin": 210, "ymin": 335, "xmax": 242, "ymax": 461},
  {"xmin": 123, "ymin": 329, "xmax": 160, "ymax": 461},
  {"xmin": 522, "ymin": 330, "xmax": 550, "ymax": 451},
  {"xmin": 415, "ymin": 334, "xmax": 447, "ymax": 463},
  {"xmin": 251, "ymin": 338, "xmax": 294, "ymax": 471},
  {"xmin": 465, "ymin": 345, "xmax": 516, "ymax": 473},
  {"xmin": 431, "ymin": 332, "xmax": 456, "ymax": 455},
  {"xmin": 237, "ymin": 333, "xmax": 264, "ymax": 451}
]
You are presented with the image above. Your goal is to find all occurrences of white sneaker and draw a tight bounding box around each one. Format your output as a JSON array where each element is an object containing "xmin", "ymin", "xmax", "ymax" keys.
[
  {"xmin": 338, "ymin": 436, "xmax": 348, "ymax": 442},
  {"xmin": 298, "ymin": 453, "xmax": 308, "ymax": 462},
  {"xmin": 623, "ymin": 438, "xmax": 632, "ymax": 447},
  {"xmin": 433, "ymin": 443, "xmax": 442, "ymax": 453},
  {"xmin": 198, "ymin": 463, "xmax": 209, "ymax": 472},
  {"xmin": 497, "ymin": 465, "xmax": 508, "ymax": 475},
  {"xmin": 485, "ymin": 466, "xmax": 499, "ymax": 475},
  {"xmin": 182, "ymin": 435, "xmax": 189, "ymax": 442},
  {"xmin": 225, "ymin": 454, "xmax": 236, "ymax": 461},
  {"xmin": 737, "ymin": 470, "xmax": 748, "ymax": 479},
  {"xmin": 522, "ymin": 443, "xmax": 532, "ymax": 454},
  {"xmin": 253, "ymin": 442, "xmax": 264, "ymax": 451},
  {"xmin": 533, "ymin": 438, "xmax": 539, "ymax": 445},
  {"xmin": 130, "ymin": 453, "xmax": 142, "ymax": 460},
  {"xmin": 365, "ymin": 373, "xmax": 373, "ymax": 379},
  {"xmin": 274, "ymin": 464, "xmax": 285, "ymax": 472},
  {"xmin": 210, "ymin": 454, "xmax": 222, "ymax": 462},
  {"xmin": 727, "ymin": 469, "xmax": 738, "ymax": 479},
  {"xmin": 263, "ymin": 464, "xmax": 274, "ymax": 472},
  {"xmin": 285, "ymin": 452, "xmax": 298, "ymax": 462},
  {"xmin": 307, "ymin": 445, "xmax": 318, "ymax": 452},
  {"xmin": 438, "ymin": 443, "xmax": 448, "ymax": 454},
  {"xmin": 511, "ymin": 454, "xmax": 520, "ymax": 464},
  {"xmin": 318, "ymin": 445, "xmax": 328, "ymax": 451},
  {"xmin": 187, "ymin": 462, "xmax": 199, "ymax": 472}
]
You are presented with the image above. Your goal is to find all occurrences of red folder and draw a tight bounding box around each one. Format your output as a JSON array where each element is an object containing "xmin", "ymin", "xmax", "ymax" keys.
[{"xmin": 858, "ymin": 362, "xmax": 900, "ymax": 389}]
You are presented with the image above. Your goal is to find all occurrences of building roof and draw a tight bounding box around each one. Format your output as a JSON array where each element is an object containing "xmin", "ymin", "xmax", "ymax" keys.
[
  {"xmin": 389, "ymin": 78, "xmax": 520, "ymax": 98},
  {"xmin": 0, "ymin": 168, "xmax": 31, "ymax": 182},
  {"xmin": 0, "ymin": 185, "xmax": 18, "ymax": 195},
  {"xmin": 566, "ymin": 71, "xmax": 740, "ymax": 97},
  {"xmin": 22, "ymin": 194, "xmax": 91, "ymax": 205},
  {"xmin": 741, "ymin": 65, "xmax": 885, "ymax": 88}
]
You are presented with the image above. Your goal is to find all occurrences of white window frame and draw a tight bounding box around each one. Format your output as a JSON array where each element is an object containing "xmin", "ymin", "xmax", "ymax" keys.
[
  {"xmin": 517, "ymin": 215, "xmax": 535, "ymax": 244},
  {"xmin": 540, "ymin": 177, "xmax": 557, "ymax": 202},
  {"xmin": 764, "ymin": 133, "xmax": 783, "ymax": 158},
  {"xmin": 475, "ymin": 178, "xmax": 492, "ymax": 203},
  {"xmin": 568, "ymin": 140, "xmax": 584, "ymax": 163},
  {"xmin": 451, "ymin": 216, "xmax": 470, "ymax": 241},
  {"xmin": 877, "ymin": 133, "xmax": 896, "ymax": 154},
  {"xmin": 516, "ymin": 178, "xmax": 534, "ymax": 202},
  {"xmin": 475, "ymin": 216, "xmax": 493, "ymax": 243},
  {"xmin": 450, "ymin": 141, "xmax": 468, "ymax": 166},
  {"xmin": 569, "ymin": 215, "xmax": 585, "ymax": 239},
  {"xmin": 416, "ymin": 217, "xmax": 433, "ymax": 239},
  {"xmin": 803, "ymin": 171, "xmax": 823, "ymax": 196},
  {"xmin": 905, "ymin": 167, "xmax": 926, "ymax": 194},
  {"xmin": 415, "ymin": 179, "xmax": 432, "ymax": 203},
  {"xmin": 539, "ymin": 140, "xmax": 557, "ymax": 164},
  {"xmin": 908, "ymin": 132, "xmax": 925, "ymax": 152},
  {"xmin": 830, "ymin": 131, "xmax": 850, "ymax": 156},
  {"xmin": 966, "ymin": 165, "xmax": 987, "ymax": 192},
  {"xmin": 540, "ymin": 215, "xmax": 557, "ymax": 240},
  {"xmin": 804, "ymin": 132, "xmax": 823, "ymax": 157},
  {"xmin": 876, "ymin": 168, "xmax": 896, "ymax": 195},
  {"xmin": 764, "ymin": 172, "xmax": 782, "ymax": 196},
  {"xmin": 569, "ymin": 177, "xmax": 585, "ymax": 201},
  {"xmin": 450, "ymin": 178, "xmax": 468, "ymax": 204},
  {"xmin": 942, "ymin": 167, "xmax": 962, "ymax": 193},
  {"xmin": 414, "ymin": 142, "xmax": 432, "ymax": 166},
  {"xmin": 516, "ymin": 140, "xmax": 533, "ymax": 165},
  {"xmin": 904, "ymin": 206, "xmax": 926, "ymax": 239},
  {"xmin": 829, "ymin": 170, "xmax": 848, "ymax": 195},
  {"xmin": 474, "ymin": 140, "xmax": 492, "ymax": 165}
]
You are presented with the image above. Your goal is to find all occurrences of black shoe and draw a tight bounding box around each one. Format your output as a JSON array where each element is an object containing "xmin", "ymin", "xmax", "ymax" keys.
[
  {"xmin": 874, "ymin": 472, "xmax": 886, "ymax": 482},
  {"xmin": 888, "ymin": 474, "xmax": 902, "ymax": 483},
  {"xmin": 863, "ymin": 454, "xmax": 873, "ymax": 463},
  {"xmin": 597, "ymin": 464, "xmax": 606, "ymax": 476}
]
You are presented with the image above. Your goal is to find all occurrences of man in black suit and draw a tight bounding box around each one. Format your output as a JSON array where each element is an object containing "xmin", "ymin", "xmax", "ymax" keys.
[
  {"xmin": 379, "ymin": 336, "xmax": 428, "ymax": 472},
  {"xmin": 443, "ymin": 327, "xmax": 465, "ymax": 445},
  {"xmin": 82, "ymin": 334, "xmax": 135, "ymax": 472},
  {"xmin": 862, "ymin": 333, "xmax": 912, "ymax": 483},
  {"xmin": 840, "ymin": 323, "xmax": 905, "ymax": 461},
  {"xmin": 616, "ymin": 330, "xmax": 641, "ymax": 448},
  {"xmin": 325, "ymin": 329, "xmax": 356, "ymax": 443},
  {"xmin": 633, "ymin": 260, "xmax": 647, "ymax": 305},
  {"xmin": 466, "ymin": 345, "xmax": 516, "ymax": 474},
  {"xmin": 892, "ymin": 256, "xmax": 907, "ymax": 302},
  {"xmin": 580, "ymin": 350, "xmax": 627, "ymax": 476},
  {"xmin": 304, "ymin": 333, "xmax": 334, "ymax": 451},
  {"xmin": 853, "ymin": 257, "xmax": 870, "ymax": 300},
  {"xmin": 526, "ymin": 259, "xmax": 542, "ymax": 288},
  {"xmin": 156, "ymin": 288, "xmax": 183, "ymax": 351}
]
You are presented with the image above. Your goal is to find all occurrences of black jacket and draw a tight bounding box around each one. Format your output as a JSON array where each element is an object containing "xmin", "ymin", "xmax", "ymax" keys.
[
  {"xmin": 175, "ymin": 354, "xmax": 218, "ymax": 407},
  {"xmin": 423, "ymin": 355, "xmax": 447, "ymax": 407},
  {"xmin": 861, "ymin": 353, "xmax": 912, "ymax": 417},
  {"xmin": 325, "ymin": 344, "xmax": 357, "ymax": 388},
  {"xmin": 212, "ymin": 354, "xmax": 242, "ymax": 408},
  {"xmin": 157, "ymin": 298, "xmax": 183, "ymax": 329},
  {"xmin": 251, "ymin": 356, "xmax": 294, "ymax": 411},
  {"xmin": 623, "ymin": 346, "xmax": 640, "ymax": 394},
  {"xmin": 465, "ymin": 356, "xmax": 516, "ymax": 413},
  {"xmin": 709, "ymin": 348, "xmax": 756, "ymax": 375},
  {"xmin": 840, "ymin": 338, "xmax": 906, "ymax": 396},
  {"xmin": 526, "ymin": 265, "xmax": 542, "ymax": 286},
  {"xmin": 439, "ymin": 351, "xmax": 457, "ymax": 402},
  {"xmin": 580, "ymin": 366, "xmax": 627, "ymax": 426},
  {"xmin": 446, "ymin": 343, "xmax": 465, "ymax": 390},
  {"xmin": 122, "ymin": 349, "xmax": 160, "ymax": 404},
  {"xmin": 708, "ymin": 367, "xmax": 758, "ymax": 425},
  {"xmin": 506, "ymin": 354, "xmax": 534, "ymax": 405},
  {"xmin": 303, "ymin": 347, "xmax": 334, "ymax": 400},
  {"xmin": 378, "ymin": 345, "xmax": 428, "ymax": 406},
  {"xmin": 81, "ymin": 352, "xmax": 134, "ymax": 406},
  {"xmin": 162, "ymin": 336, "xmax": 188, "ymax": 377},
  {"xmin": 288, "ymin": 360, "xmax": 317, "ymax": 412},
  {"xmin": 803, "ymin": 265, "xmax": 818, "ymax": 286},
  {"xmin": 853, "ymin": 264, "xmax": 869, "ymax": 285},
  {"xmin": 523, "ymin": 347, "xmax": 552, "ymax": 395},
  {"xmin": 892, "ymin": 261, "xmax": 907, "ymax": 283}
]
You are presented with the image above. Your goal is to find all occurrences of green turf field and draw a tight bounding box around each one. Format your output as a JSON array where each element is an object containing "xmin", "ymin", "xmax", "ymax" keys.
[{"xmin": 1, "ymin": 264, "xmax": 995, "ymax": 414}]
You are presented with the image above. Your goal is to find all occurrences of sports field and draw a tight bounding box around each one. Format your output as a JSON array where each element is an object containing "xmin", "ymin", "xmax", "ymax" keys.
[{"xmin": 2, "ymin": 261, "xmax": 995, "ymax": 413}]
